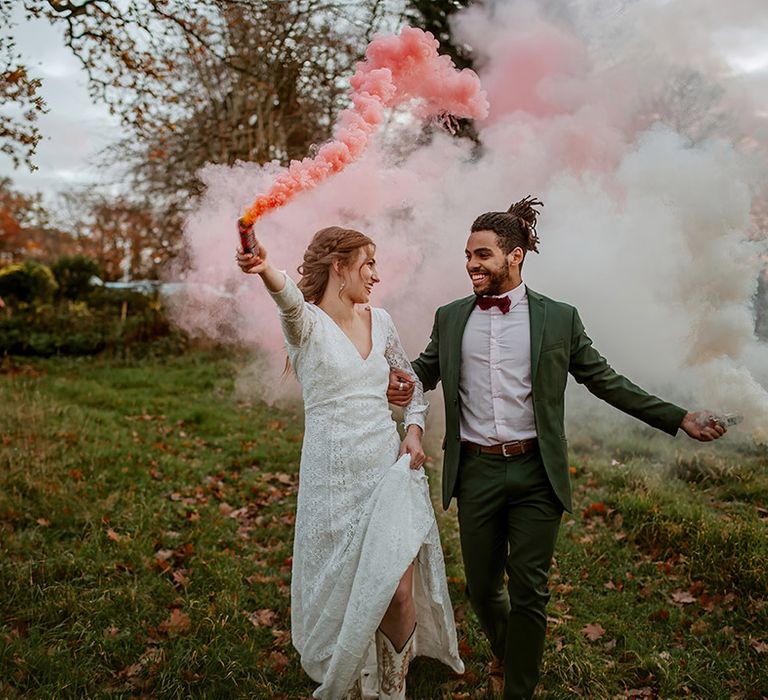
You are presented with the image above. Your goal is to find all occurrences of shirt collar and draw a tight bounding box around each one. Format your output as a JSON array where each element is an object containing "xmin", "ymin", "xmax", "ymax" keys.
[
  {"xmin": 507, "ymin": 281, "xmax": 526, "ymax": 308},
  {"xmin": 483, "ymin": 281, "xmax": 526, "ymax": 309}
]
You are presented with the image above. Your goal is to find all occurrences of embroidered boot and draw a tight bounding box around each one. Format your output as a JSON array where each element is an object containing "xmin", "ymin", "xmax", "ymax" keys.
[
  {"xmin": 375, "ymin": 626, "xmax": 416, "ymax": 700},
  {"xmin": 342, "ymin": 676, "xmax": 363, "ymax": 700}
]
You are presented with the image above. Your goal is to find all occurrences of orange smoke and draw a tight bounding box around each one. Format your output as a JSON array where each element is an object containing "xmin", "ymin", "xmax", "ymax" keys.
[{"xmin": 239, "ymin": 27, "xmax": 489, "ymax": 228}]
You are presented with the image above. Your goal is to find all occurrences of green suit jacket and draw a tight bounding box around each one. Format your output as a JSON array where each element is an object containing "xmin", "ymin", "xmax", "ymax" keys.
[{"xmin": 411, "ymin": 289, "xmax": 687, "ymax": 512}]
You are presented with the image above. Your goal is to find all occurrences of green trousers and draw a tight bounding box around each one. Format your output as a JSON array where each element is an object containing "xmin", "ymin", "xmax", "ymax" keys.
[{"xmin": 456, "ymin": 445, "xmax": 563, "ymax": 700}]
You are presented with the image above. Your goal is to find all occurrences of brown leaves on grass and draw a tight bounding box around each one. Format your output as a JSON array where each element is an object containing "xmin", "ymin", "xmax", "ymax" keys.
[
  {"xmin": 249, "ymin": 471, "xmax": 299, "ymax": 509},
  {"xmin": 457, "ymin": 637, "xmax": 473, "ymax": 659},
  {"xmin": 151, "ymin": 542, "xmax": 193, "ymax": 589},
  {"xmin": 125, "ymin": 415, "xmax": 206, "ymax": 462},
  {"xmin": 143, "ymin": 607, "xmax": 193, "ymax": 646},
  {"xmin": 169, "ymin": 468, "xmax": 296, "ymax": 513},
  {"xmin": 621, "ymin": 688, "xmax": 655, "ymax": 698},
  {"xmin": 171, "ymin": 569, "xmax": 190, "ymax": 588},
  {"xmin": 271, "ymin": 629, "xmax": 292, "ymax": 647},
  {"xmin": 244, "ymin": 608, "xmax": 292, "ymax": 654},
  {"xmin": 667, "ymin": 582, "xmax": 736, "ymax": 612},
  {"xmin": 581, "ymin": 622, "xmax": 606, "ymax": 641},
  {"xmin": 224, "ymin": 472, "xmax": 299, "ymax": 540},
  {"xmin": 157, "ymin": 608, "xmax": 191, "ymax": 637},
  {"xmin": 244, "ymin": 608, "xmax": 279, "ymax": 628},
  {"xmin": 670, "ymin": 590, "xmax": 696, "ymax": 605},
  {"xmin": 117, "ymin": 647, "xmax": 163, "ymax": 690},
  {"xmin": 579, "ymin": 501, "xmax": 628, "ymax": 542},
  {"xmin": 582, "ymin": 501, "xmax": 608, "ymax": 519},
  {"xmin": 106, "ymin": 528, "xmax": 128, "ymax": 542},
  {"xmin": 266, "ymin": 650, "xmax": 290, "ymax": 672},
  {"xmin": 750, "ymin": 638, "xmax": 768, "ymax": 654},
  {"xmin": 126, "ymin": 413, "xmax": 167, "ymax": 422}
]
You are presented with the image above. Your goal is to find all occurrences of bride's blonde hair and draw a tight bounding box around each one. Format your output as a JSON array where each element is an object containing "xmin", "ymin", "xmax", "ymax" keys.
[{"xmin": 297, "ymin": 226, "xmax": 375, "ymax": 303}]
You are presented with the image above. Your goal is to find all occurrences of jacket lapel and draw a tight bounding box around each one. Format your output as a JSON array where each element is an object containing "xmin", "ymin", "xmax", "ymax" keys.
[
  {"xmin": 447, "ymin": 295, "xmax": 476, "ymax": 387},
  {"xmin": 527, "ymin": 288, "xmax": 546, "ymax": 383}
]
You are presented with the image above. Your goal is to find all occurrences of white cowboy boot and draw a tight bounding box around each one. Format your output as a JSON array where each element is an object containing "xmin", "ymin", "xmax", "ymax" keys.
[{"xmin": 375, "ymin": 626, "xmax": 416, "ymax": 700}]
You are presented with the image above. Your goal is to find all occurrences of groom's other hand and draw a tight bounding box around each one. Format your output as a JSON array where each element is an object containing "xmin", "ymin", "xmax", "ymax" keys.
[
  {"xmin": 387, "ymin": 369, "xmax": 415, "ymax": 406},
  {"xmin": 680, "ymin": 411, "xmax": 727, "ymax": 441}
]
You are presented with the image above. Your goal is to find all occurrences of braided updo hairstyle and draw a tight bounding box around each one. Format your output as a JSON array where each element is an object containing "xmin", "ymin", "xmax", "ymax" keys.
[
  {"xmin": 297, "ymin": 226, "xmax": 375, "ymax": 303},
  {"xmin": 471, "ymin": 196, "xmax": 544, "ymax": 269}
]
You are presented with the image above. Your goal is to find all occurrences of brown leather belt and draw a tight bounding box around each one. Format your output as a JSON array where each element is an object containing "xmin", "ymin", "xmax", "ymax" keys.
[{"xmin": 461, "ymin": 438, "xmax": 539, "ymax": 458}]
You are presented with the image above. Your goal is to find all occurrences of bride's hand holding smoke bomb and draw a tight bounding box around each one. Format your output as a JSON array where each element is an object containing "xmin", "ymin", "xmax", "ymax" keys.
[
  {"xmin": 235, "ymin": 227, "xmax": 288, "ymax": 294},
  {"xmin": 235, "ymin": 225, "xmax": 269, "ymax": 276}
]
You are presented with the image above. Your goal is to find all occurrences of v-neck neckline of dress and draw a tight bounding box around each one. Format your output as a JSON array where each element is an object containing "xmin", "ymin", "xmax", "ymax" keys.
[{"xmin": 314, "ymin": 304, "xmax": 375, "ymax": 362}]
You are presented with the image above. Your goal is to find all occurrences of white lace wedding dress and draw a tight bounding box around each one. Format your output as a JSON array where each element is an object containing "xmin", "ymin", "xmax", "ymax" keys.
[{"xmin": 268, "ymin": 273, "xmax": 464, "ymax": 699}]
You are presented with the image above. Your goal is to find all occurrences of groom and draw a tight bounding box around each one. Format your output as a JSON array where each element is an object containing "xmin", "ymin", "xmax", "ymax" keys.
[{"xmin": 387, "ymin": 196, "xmax": 725, "ymax": 699}]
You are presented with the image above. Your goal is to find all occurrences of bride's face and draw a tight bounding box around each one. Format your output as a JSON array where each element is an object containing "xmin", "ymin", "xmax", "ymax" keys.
[{"xmin": 343, "ymin": 245, "xmax": 380, "ymax": 304}]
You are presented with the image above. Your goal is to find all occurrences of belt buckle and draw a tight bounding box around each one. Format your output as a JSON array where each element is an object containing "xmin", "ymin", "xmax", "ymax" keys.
[{"xmin": 501, "ymin": 440, "xmax": 521, "ymax": 457}]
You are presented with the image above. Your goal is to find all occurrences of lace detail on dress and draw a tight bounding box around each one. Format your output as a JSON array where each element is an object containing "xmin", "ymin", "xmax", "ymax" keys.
[
  {"xmin": 267, "ymin": 272, "xmax": 315, "ymax": 347},
  {"xmin": 380, "ymin": 310, "xmax": 428, "ymax": 431}
]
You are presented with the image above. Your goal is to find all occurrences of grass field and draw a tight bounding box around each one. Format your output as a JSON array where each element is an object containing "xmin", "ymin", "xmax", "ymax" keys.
[{"xmin": 1, "ymin": 350, "xmax": 766, "ymax": 699}]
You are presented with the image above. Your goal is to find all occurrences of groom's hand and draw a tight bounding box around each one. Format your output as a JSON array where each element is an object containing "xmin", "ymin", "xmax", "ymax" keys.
[
  {"xmin": 387, "ymin": 369, "xmax": 415, "ymax": 406},
  {"xmin": 680, "ymin": 411, "xmax": 727, "ymax": 441}
]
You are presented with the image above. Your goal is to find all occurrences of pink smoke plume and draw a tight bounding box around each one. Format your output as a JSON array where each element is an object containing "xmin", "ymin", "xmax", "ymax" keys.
[{"xmin": 238, "ymin": 26, "xmax": 489, "ymax": 228}]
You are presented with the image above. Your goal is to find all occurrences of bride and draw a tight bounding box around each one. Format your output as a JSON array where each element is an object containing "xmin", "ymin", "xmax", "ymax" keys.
[{"xmin": 236, "ymin": 225, "xmax": 463, "ymax": 699}]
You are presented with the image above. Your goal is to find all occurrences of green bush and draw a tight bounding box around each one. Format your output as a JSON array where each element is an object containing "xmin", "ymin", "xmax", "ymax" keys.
[
  {"xmin": 88, "ymin": 286, "xmax": 157, "ymax": 314},
  {"xmin": 0, "ymin": 287, "xmax": 187, "ymax": 357},
  {"xmin": 50, "ymin": 255, "xmax": 100, "ymax": 301},
  {"xmin": 0, "ymin": 261, "xmax": 58, "ymax": 306}
]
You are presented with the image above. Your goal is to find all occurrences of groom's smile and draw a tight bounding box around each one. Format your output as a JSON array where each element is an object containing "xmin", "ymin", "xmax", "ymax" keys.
[{"xmin": 465, "ymin": 230, "xmax": 518, "ymax": 297}]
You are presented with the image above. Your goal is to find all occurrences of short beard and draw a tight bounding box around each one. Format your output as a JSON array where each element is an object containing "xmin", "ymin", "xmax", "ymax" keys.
[{"xmin": 474, "ymin": 266, "xmax": 511, "ymax": 296}]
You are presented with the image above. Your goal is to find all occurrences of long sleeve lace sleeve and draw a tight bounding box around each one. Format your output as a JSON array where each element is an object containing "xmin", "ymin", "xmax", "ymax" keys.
[
  {"xmin": 381, "ymin": 310, "xmax": 429, "ymax": 431},
  {"xmin": 267, "ymin": 272, "xmax": 314, "ymax": 347}
]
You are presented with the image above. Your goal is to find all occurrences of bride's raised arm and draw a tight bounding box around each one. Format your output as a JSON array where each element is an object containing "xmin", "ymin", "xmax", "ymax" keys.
[{"xmin": 236, "ymin": 236, "xmax": 314, "ymax": 348}]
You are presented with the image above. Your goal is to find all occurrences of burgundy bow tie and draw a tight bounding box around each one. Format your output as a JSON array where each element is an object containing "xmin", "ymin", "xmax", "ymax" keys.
[{"xmin": 477, "ymin": 295, "xmax": 511, "ymax": 314}]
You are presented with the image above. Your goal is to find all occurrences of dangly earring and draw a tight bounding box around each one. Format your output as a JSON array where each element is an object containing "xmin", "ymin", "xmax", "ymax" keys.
[{"xmin": 338, "ymin": 281, "xmax": 346, "ymax": 298}]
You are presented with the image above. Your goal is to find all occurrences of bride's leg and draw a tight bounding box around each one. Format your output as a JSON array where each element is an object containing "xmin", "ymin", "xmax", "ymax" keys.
[
  {"xmin": 379, "ymin": 563, "xmax": 416, "ymax": 650},
  {"xmin": 377, "ymin": 564, "xmax": 417, "ymax": 700}
]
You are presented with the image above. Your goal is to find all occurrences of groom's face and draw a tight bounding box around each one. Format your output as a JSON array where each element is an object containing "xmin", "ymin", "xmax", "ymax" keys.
[{"xmin": 465, "ymin": 230, "xmax": 519, "ymax": 296}]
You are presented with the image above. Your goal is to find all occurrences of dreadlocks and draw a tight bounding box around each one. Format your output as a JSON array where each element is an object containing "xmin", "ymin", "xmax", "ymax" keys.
[{"xmin": 471, "ymin": 196, "xmax": 544, "ymax": 266}]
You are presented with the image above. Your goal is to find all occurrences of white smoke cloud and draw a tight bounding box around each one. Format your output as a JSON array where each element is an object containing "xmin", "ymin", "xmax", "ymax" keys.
[{"xmin": 175, "ymin": 0, "xmax": 768, "ymax": 440}]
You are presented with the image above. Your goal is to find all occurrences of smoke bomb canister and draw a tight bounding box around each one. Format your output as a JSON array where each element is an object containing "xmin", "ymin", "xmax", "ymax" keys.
[
  {"xmin": 710, "ymin": 413, "xmax": 743, "ymax": 428},
  {"xmin": 699, "ymin": 412, "xmax": 744, "ymax": 429},
  {"xmin": 238, "ymin": 219, "xmax": 256, "ymax": 254}
]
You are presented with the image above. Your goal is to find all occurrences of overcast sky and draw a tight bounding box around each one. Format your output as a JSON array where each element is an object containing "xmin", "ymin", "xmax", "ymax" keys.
[{"xmin": 0, "ymin": 6, "xmax": 120, "ymax": 201}]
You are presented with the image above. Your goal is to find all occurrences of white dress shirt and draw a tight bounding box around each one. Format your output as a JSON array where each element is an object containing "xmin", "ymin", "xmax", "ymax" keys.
[{"xmin": 459, "ymin": 281, "xmax": 538, "ymax": 445}]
